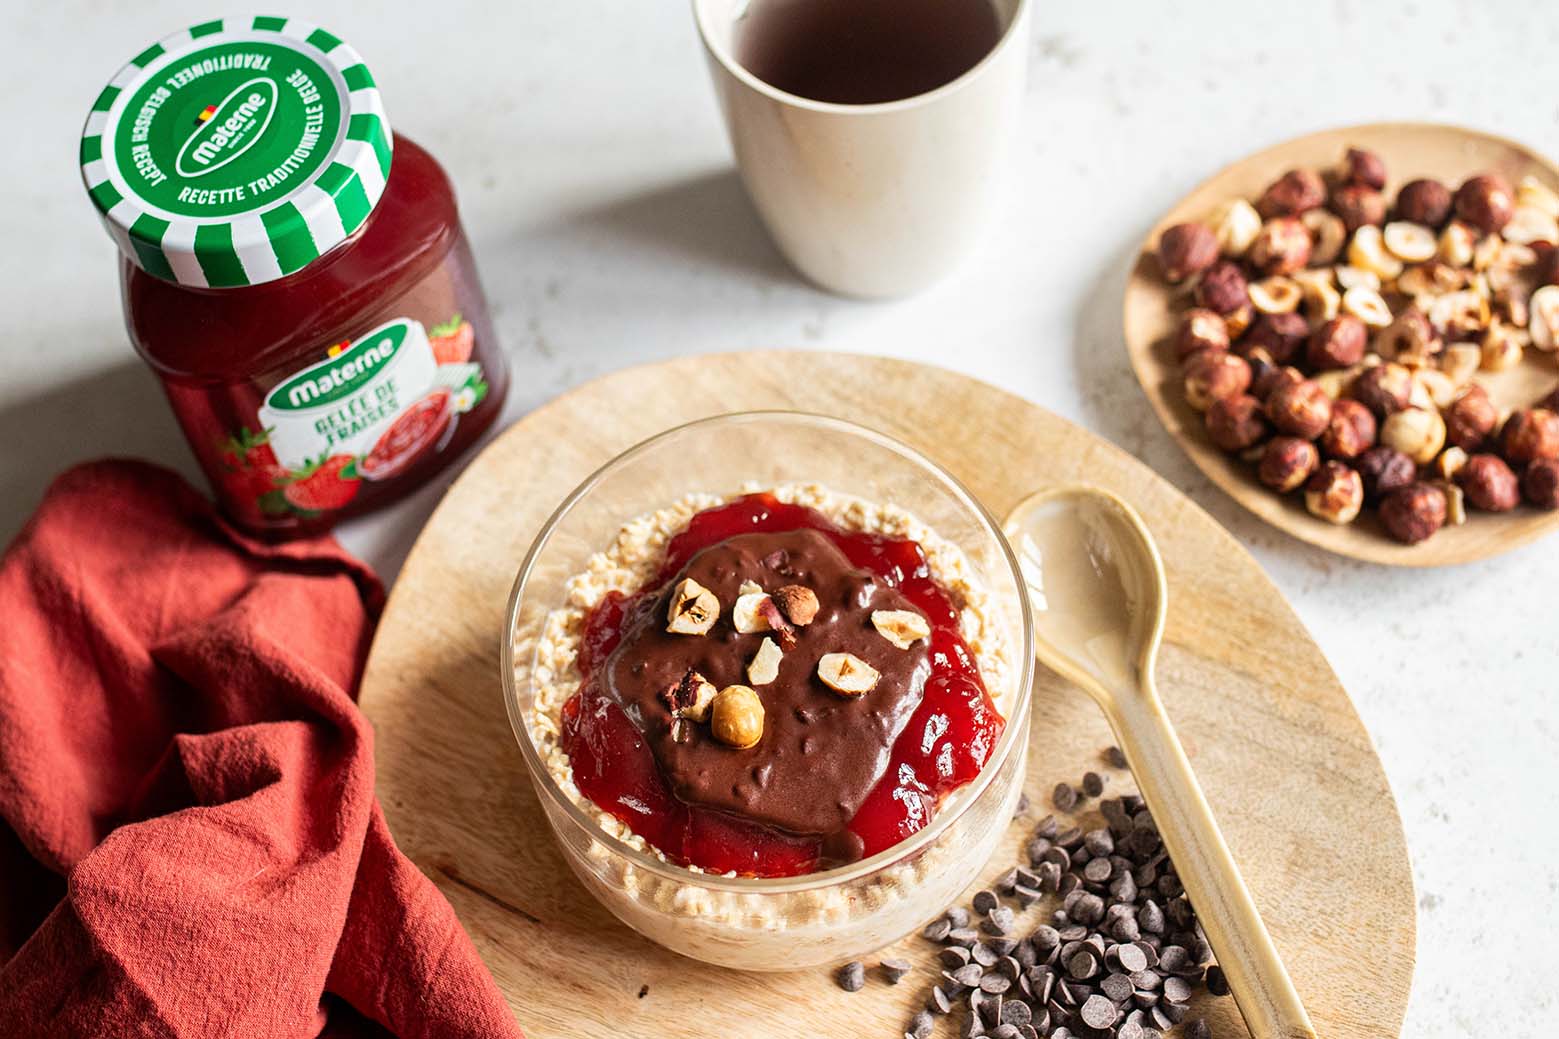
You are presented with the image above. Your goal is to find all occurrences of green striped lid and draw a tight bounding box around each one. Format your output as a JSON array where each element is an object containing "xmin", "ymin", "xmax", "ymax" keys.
[{"xmin": 80, "ymin": 16, "xmax": 392, "ymax": 288}]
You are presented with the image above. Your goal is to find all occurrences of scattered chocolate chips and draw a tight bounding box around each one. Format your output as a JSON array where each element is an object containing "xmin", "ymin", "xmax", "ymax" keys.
[
  {"xmin": 888, "ymin": 750, "xmax": 1231, "ymax": 1038},
  {"xmin": 882, "ymin": 958, "xmax": 913, "ymax": 985},
  {"xmin": 838, "ymin": 961, "xmax": 866, "ymax": 992}
]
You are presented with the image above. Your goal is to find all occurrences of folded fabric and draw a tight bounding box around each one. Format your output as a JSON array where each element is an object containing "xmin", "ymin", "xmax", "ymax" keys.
[{"xmin": 0, "ymin": 460, "xmax": 521, "ymax": 1039}]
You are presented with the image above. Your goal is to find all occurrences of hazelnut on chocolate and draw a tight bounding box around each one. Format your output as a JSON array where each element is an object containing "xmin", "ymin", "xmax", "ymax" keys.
[
  {"xmin": 773, "ymin": 585, "xmax": 819, "ymax": 626},
  {"xmin": 711, "ymin": 685, "xmax": 765, "ymax": 749},
  {"xmin": 1395, "ymin": 178, "xmax": 1453, "ymax": 227},
  {"xmin": 871, "ymin": 610, "xmax": 931, "ymax": 650},
  {"xmin": 667, "ymin": 578, "xmax": 719, "ymax": 635},
  {"xmin": 1205, "ymin": 395, "xmax": 1270, "ymax": 452},
  {"xmin": 661, "ymin": 669, "xmax": 718, "ymax": 722},
  {"xmin": 1266, "ymin": 379, "xmax": 1333, "ymax": 439},
  {"xmin": 1258, "ymin": 437, "xmax": 1320, "ymax": 493},
  {"xmin": 1379, "ymin": 483, "xmax": 1448, "ymax": 545},
  {"xmin": 818, "ymin": 653, "xmax": 880, "ymax": 696},
  {"xmin": 1457, "ymin": 454, "xmax": 1521, "ymax": 512},
  {"xmin": 1320, "ymin": 399, "xmax": 1377, "ymax": 460},
  {"xmin": 1307, "ymin": 315, "xmax": 1367, "ymax": 371},
  {"xmin": 1157, "ymin": 222, "xmax": 1219, "ymax": 282},
  {"xmin": 1257, "ymin": 168, "xmax": 1326, "ymax": 219}
]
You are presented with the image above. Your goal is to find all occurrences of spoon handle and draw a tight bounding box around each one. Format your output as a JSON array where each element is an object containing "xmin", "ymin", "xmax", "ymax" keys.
[{"xmin": 1105, "ymin": 684, "xmax": 1316, "ymax": 1039}]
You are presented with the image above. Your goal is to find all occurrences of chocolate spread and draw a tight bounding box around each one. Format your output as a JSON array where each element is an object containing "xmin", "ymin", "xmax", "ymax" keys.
[{"xmin": 599, "ymin": 528, "xmax": 930, "ymax": 840}]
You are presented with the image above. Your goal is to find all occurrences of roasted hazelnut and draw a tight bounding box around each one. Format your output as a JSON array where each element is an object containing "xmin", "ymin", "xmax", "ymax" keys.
[
  {"xmin": 1194, "ymin": 260, "xmax": 1250, "ymax": 315},
  {"xmin": 1320, "ymin": 398, "xmax": 1378, "ymax": 460},
  {"xmin": 1253, "ymin": 363, "xmax": 1305, "ymax": 402},
  {"xmin": 1158, "ymin": 222, "xmax": 1220, "ymax": 282},
  {"xmin": 1454, "ymin": 173, "xmax": 1516, "ymax": 234},
  {"xmin": 1379, "ymin": 483, "xmax": 1448, "ymax": 544},
  {"xmin": 1183, "ymin": 351, "xmax": 1252, "ymax": 411},
  {"xmin": 1523, "ymin": 458, "xmax": 1559, "ymax": 509},
  {"xmin": 1444, "ymin": 384, "xmax": 1498, "ymax": 451},
  {"xmin": 1258, "ymin": 437, "xmax": 1320, "ymax": 493},
  {"xmin": 1457, "ymin": 454, "xmax": 1521, "ymax": 512},
  {"xmin": 1300, "ymin": 209, "xmax": 1348, "ymax": 267},
  {"xmin": 1380, "ymin": 407, "xmax": 1447, "ymax": 465},
  {"xmin": 1173, "ymin": 308, "xmax": 1231, "ymax": 360},
  {"xmin": 1304, "ymin": 462, "xmax": 1365, "ymax": 524},
  {"xmin": 1257, "ymin": 168, "xmax": 1327, "ymax": 218},
  {"xmin": 1341, "ymin": 147, "xmax": 1388, "ymax": 191},
  {"xmin": 1205, "ymin": 394, "xmax": 1271, "ymax": 452},
  {"xmin": 1374, "ymin": 307, "xmax": 1440, "ymax": 363},
  {"xmin": 1239, "ymin": 312, "xmax": 1309, "ymax": 366},
  {"xmin": 1248, "ymin": 217, "xmax": 1312, "ymax": 275},
  {"xmin": 1306, "ymin": 314, "xmax": 1368, "ymax": 371},
  {"xmin": 1395, "ymin": 178, "xmax": 1453, "ymax": 227},
  {"xmin": 1350, "ymin": 363, "xmax": 1416, "ymax": 420},
  {"xmin": 1356, "ymin": 446, "xmax": 1418, "ymax": 502},
  {"xmin": 1266, "ymin": 379, "xmax": 1333, "ymax": 439},
  {"xmin": 1330, "ymin": 184, "xmax": 1387, "ymax": 233},
  {"xmin": 710, "ymin": 685, "xmax": 765, "ymax": 749},
  {"xmin": 773, "ymin": 584, "xmax": 819, "ymax": 626},
  {"xmin": 1500, "ymin": 407, "xmax": 1559, "ymax": 465},
  {"xmin": 1223, "ymin": 303, "xmax": 1255, "ymax": 341}
]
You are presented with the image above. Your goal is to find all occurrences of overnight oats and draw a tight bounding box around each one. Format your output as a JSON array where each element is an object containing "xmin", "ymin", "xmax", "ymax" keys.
[{"xmin": 504, "ymin": 414, "xmax": 1034, "ymax": 970}]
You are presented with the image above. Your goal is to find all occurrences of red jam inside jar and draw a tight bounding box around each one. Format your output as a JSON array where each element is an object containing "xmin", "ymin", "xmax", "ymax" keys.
[
  {"xmin": 81, "ymin": 17, "xmax": 507, "ymax": 536},
  {"xmin": 562, "ymin": 493, "xmax": 1005, "ymax": 878}
]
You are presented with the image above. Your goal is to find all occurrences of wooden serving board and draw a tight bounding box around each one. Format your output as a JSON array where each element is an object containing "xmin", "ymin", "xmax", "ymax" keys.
[
  {"xmin": 358, "ymin": 353, "xmax": 1414, "ymax": 1038},
  {"xmin": 1124, "ymin": 122, "xmax": 1559, "ymax": 567}
]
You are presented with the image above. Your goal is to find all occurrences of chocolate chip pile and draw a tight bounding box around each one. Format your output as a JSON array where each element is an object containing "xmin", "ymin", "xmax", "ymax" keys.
[
  {"xmin": 835, "ymin": 750, "xmax": 1228, "ymax": 1039},
  {"xmin": 1155, "ymin": 146, "xmax": 1559, "ymax": 544}
]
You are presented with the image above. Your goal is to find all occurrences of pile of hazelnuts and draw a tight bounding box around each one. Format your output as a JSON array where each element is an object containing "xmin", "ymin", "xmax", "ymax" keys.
[{"xmin": 1156, "ymin": 147, "xmax": 1559, "ymax": 545}]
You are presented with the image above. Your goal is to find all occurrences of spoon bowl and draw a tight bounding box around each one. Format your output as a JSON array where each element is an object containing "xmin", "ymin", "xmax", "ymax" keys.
[{"xmin": 1005, "ymin": 485, "xmax": 1316, "ymax": 1039}]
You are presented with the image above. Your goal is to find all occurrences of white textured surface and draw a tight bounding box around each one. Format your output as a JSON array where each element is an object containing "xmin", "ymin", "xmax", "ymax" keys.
[{"xmin": 4, "ymin": 2, "xmax": 1557, "ymax": 1035}]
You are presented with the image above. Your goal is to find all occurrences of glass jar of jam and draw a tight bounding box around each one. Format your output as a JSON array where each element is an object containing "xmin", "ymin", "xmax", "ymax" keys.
[{"xmin": 79, "ymin": 16, "xmax": 508, "ymax": 536}]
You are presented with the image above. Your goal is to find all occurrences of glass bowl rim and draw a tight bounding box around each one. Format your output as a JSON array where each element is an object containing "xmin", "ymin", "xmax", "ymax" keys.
[{"xmin": 499, "ymin": 409, "xmax": 1035, "ymax": 894}]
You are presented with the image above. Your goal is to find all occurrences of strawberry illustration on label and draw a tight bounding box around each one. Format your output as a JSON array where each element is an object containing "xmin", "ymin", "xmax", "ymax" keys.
[
  {"xmin": 217, "ymin": 426, "xmax": 291, "ymax": 515},
  {"xmin": 429, "ymin": 313, "xmax": 475, "ymax": 365},
  {"xmin": 283, "ymin": 454, "xmax": 363, "ymax": 513}
]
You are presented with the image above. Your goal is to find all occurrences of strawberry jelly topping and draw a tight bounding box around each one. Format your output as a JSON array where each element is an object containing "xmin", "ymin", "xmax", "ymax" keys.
[{"xmin": 560, "ymin": 493, "xmax": 1004, "ymax": 877}]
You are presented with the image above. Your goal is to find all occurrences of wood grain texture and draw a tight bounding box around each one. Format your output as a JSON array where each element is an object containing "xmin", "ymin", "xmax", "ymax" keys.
[
  {"xmin": 358, "ymin": 353, "xmax": 1414, "ymax": 1038},
  {"xmin": 1124, "ymin": 122, "xmax": 1559, "ymax": 567}
]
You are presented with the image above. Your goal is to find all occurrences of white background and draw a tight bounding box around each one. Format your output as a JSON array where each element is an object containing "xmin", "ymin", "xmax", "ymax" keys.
[{"xmin": 5, "ymin": 2, "xmax": 1557, "ymax": 1034}]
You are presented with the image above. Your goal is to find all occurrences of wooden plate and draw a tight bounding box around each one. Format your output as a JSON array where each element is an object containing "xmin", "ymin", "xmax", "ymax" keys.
[
  {"xmin": 358, "ymin": 352, "xmax": 1414, "ymax": 1038},
  {"xmin": 1124, "ymin": 122, "xmax": 1559, "ymax": 567}
]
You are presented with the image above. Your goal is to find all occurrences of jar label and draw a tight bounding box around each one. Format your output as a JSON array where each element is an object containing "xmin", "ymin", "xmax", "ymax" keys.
[{"xmin": 219, "ymin": 313, "xmax": 488, "ymax": 518}]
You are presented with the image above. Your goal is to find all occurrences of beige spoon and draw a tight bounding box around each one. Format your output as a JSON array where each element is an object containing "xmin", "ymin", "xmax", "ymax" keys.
[{"xmin": 1004, "ymin": 485, "xmax": 1316, "ymax": 1039}]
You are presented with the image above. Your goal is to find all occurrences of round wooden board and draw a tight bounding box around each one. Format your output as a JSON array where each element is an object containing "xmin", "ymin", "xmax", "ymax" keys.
[
  {"xmin": 1124, "ymin": 122, "xmax": 1559, "ymax": 567},
  {"xmin": 359, "ymin": 353, "xmax": 1414, "ymax": 1038}
]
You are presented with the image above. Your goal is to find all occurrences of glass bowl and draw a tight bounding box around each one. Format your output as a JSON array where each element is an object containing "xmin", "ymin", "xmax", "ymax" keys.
[{"xmin": 501, "ymin": 412, "xmax": 1033, "ymax": 970}]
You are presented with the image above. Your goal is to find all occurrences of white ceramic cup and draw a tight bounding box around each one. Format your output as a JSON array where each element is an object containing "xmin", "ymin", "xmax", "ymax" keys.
[{"xmin": 694, "ymin": 0, "xmax": 1029, "ymax": 299}]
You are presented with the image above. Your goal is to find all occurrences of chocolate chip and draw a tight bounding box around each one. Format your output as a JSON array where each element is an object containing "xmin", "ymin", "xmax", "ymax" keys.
[
  {"xmin": 1052, "ymin": 783, "xmax": 1078, "ymax": 811},
  {"xmin": 1114, "ymin": 942, "xmax": 1149, "ymax": 974},
  {"xmin": 1158, "ymin": 945, "xmax": 1189, "ymax": 973},
  {"xmin": 1162, "ymin": 976, "xmax": 1192, "ymax": 1004},
  {"xmin": 1031, "ymin": 925, "xmax": 1060, "ymax": 952},
  {"xmin": 910, "ymin": 1009, "xmax": 934, "ymax": 1039},
  {"xmin": 1083, "ymin": 828, "xmax": 1115, "ymax": 856},
  {"xmin": 1013, "ymin": 792, "xmax": 1031, "ymax": 818},
  {"xmin": 973, "ymin": 943, "xmax": 1000, "ymax": 967},
  {"xmin": 1101, "ymin": 971, "xmax": 1135, "ymax": 1003},
  {"xmin": 961, "ymin": 1013, "xmax": 985, "ymax": 1038},
  {"xmin": 984, "ymin": 907, "xmax": 1016, "ymax": 936},
  {"xmin": 1187, "ymin": 1018, "xmax": 1211, "ymax": 1039},
  {"xmin": 880, "ymin": 957, "xmax": 912, "ymax": 984},
  {"xmin": 973, "ymin": 889, "xmax": 1000, "ymax": 915},
  {"xmin": 941, "ymin": 946, "xmax": 972, "ymax": 969},
  {"xmin": 996, "ymin": 868, "xmax": 1019, "ymax": 894},
  {"xmin": 1105, "ymin": 745, "xmax": 1128, "ymax": 768},
  {"xmin": 1066, "ymin": 949, "xmax": 1099, "ymax": 980},
  {"xmin": 1082, "ymin": 771, "xmax": 1105, "ymax": 797},
  {"xmin": 1080, "ymin": 994, "xmax": 1119, "ymax": 1029},
  {"xmin": 947, "ymin": 906, "xmax": 971, "ymax": 928},
  {"xmin": 947, "ymin": 928, "xmax": 980, "ymax": 947},
  {"xmin": 1137, "ymin": 900, "xmax": 1165, "ymax": 934},
  {"xmin": 979, "ymin": 973, "xmax": 1011, "ymax": 994},
  {"xmin": 836, "ymin": 961, "xmax": 865, "ymax": 992},
  {"xmin": 929, "ymin": 986, "xmax": 954, "ymax": 1014},
  {"xmin": 1014, "ymin": 884, "xmax": 1042, "ymax": 908},
  {"xmin": 991, "ymin": 1025, "xmax": 1020, "ymax": 1039},
  {"xmin": 952, "ymin": 964, "xmax": 985, "ymax": 988},
  {"xmin": 1206, "ymin": 964, "xmax": 1229, "ymax": 996},
  {"xmin": 1001, "ymin": 1000, "xmax": 1032, "ymax": 1028},
  {"xmin": 1083, "ymin": 857, "xmax": 1114, "ymax": 884},
  {"xmin": 1034, "ymin": 814, "xmax": 1059, "ymax": 839},
  {"xmin": 924, "ymin": 918, "xmax": 952, "ymax": 942}
]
